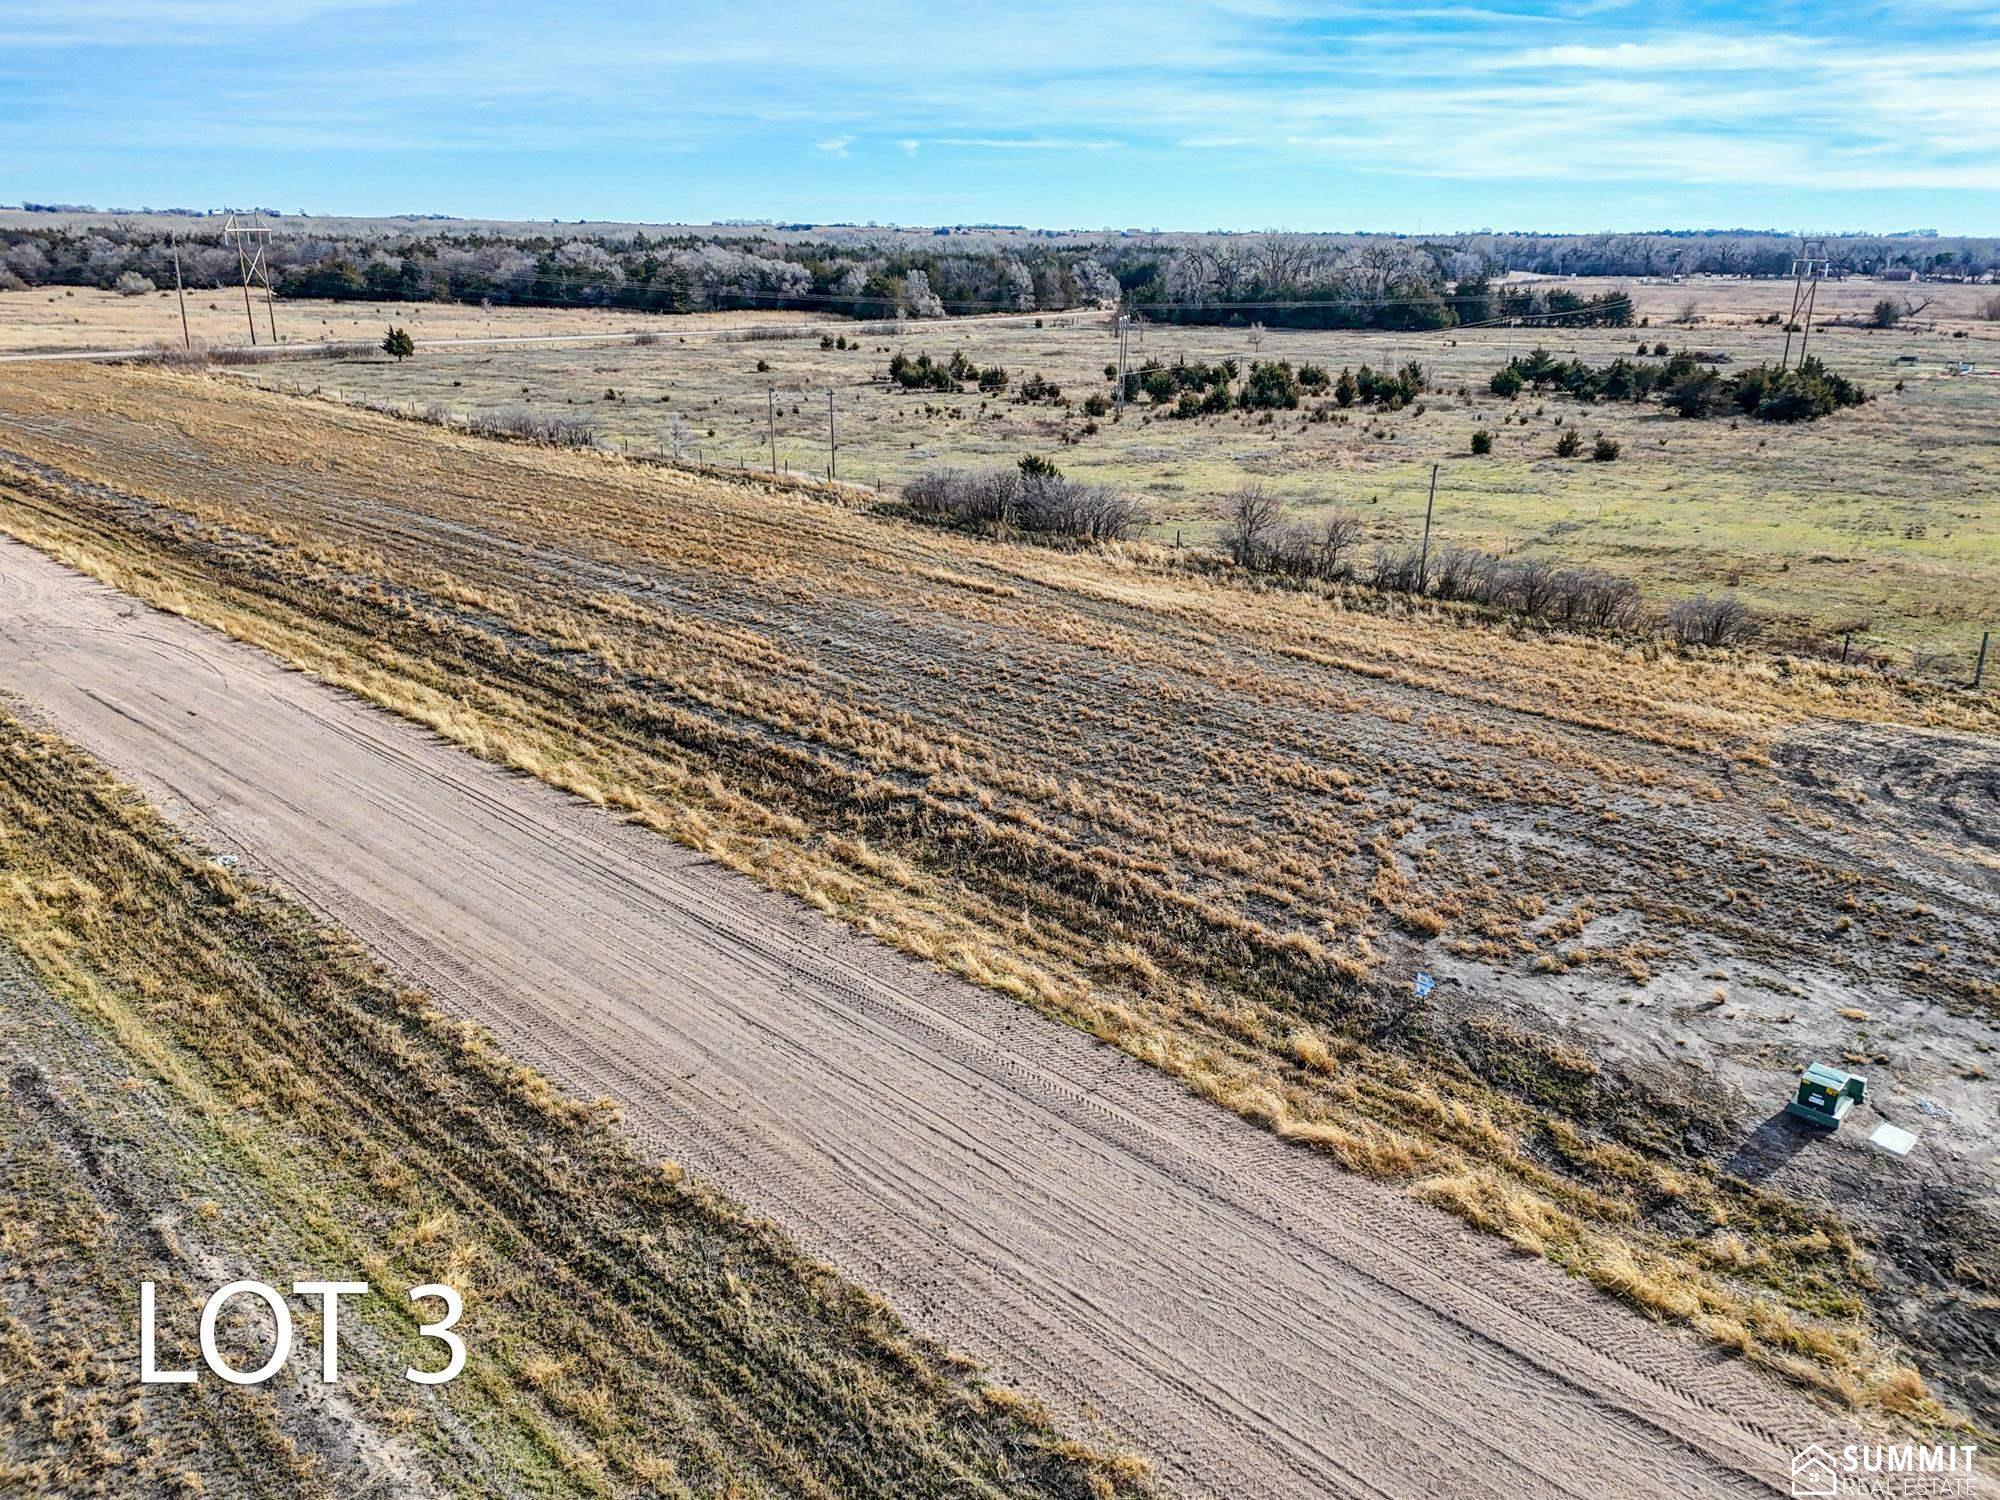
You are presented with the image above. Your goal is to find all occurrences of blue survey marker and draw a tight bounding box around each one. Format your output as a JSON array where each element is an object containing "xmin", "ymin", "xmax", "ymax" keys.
[{"xmin": 1414, "ymin": 971, "xmax": 1435, "ymax": 998}]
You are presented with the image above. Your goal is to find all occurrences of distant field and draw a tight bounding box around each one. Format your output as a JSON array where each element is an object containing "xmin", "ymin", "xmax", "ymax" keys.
[
  {"xmin": 0, "ymin": 284, "xmax": 829, "ymax": 353},
  {"xmin": 225, "ymin": 276, "xmax": 2000, "ymax": 661}
]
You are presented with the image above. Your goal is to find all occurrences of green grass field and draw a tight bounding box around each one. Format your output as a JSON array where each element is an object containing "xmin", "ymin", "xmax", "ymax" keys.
[{"xmin": 235, "ymin": 276, "xmax": 1999, "ymax": 665}]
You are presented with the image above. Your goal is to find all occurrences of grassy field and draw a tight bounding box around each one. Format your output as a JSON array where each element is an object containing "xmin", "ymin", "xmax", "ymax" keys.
[
  {"xmin": 227, "ymin": 275, "xmax": 2000, "ymax": 661},
  {"xmin": 0, "ymin": 285, "xmax": 832, "ymax": 354},
  {"xmin": 0, "ymin": 708, "xmax": 1153, "ymax": 1498},
  {"xmin": 2, "ymin": 361, "xmax": 1995, "ymax": 1436}
]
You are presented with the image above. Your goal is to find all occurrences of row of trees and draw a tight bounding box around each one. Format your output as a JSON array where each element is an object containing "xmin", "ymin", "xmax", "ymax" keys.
[
  {"xmin": 0, "ymin": 224, "xmax": 1122, "ymax": 318},
  {"xmin": 1114, "ymin": 357, "xmax": 1428, "ymax": 418},
  {"xmin": 5, "ymin": 218, "xmax": 1995, "ymax": 319},
  {"xmin": 887, "ymin": 349, "xmax": 1060, "ymax": 401},
  {"xmin": 1099, "ymin": 235, "xmax": 1636, "ymax": 331},
  {"xmin": 1490, "ymin": 346, "xmax": 1866, "ymax": 422}
]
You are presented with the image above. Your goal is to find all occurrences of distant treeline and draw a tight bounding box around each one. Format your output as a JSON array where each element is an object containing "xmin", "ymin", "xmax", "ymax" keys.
[
  {"xmin": 0, "ymin": 226, "xmax": 1116, "ymax": 318},
  {"xmin": 2, "ymin": 221, "xmax": 1992, "ymax": 326}
]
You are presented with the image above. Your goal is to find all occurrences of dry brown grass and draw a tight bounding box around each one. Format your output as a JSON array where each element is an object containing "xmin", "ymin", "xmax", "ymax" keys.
[
  {"xmin": 0, "ymin": 710, "xmax": 1154, "ymax": 1498},
  {"xmin": 0, "ymin": 360, "xmax": 1991, "ymax": 1429}
]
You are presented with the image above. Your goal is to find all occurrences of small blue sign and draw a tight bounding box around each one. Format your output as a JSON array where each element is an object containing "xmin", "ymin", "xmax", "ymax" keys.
[{"xmin": 1414, "ymin": 971, "xmax": 1435, "ymax": 998}]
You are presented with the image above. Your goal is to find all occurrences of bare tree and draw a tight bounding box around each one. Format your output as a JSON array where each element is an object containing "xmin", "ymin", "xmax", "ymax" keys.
[
  {"xmin": 1310, "ymin": 510, "xmax": 1365, "ymax": 580},
  {"xmin": 900, "ymin": 270, "xmax": 945, "ymax": 320},
  {"xmin": 1221, "ymin": 483, "xmax": 1284, "ymax": 569},
  {"xmin": 1254, "ymin": 232, "xmax": 1314, "ymax": 292},
  {"xmin": 1663, "ymin": 593, "xmax": 1756, "ymax": 647}
]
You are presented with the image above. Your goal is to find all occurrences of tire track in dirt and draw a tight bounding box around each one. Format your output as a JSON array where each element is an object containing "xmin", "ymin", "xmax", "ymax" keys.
[{"xmin": 0, "ymin": 537, "xmax": 1840, "ymax": 1499}]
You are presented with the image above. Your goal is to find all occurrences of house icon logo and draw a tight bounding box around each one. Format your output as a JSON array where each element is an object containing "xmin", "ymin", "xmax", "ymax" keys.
[{"xmin": 1792, "ymin": 1444, "xmax": 1839, "ymax": 1498}]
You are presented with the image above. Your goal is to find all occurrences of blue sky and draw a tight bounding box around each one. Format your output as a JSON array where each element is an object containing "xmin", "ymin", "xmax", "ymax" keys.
[{"xmin": 4, "ymin": 0, "xmax": 1997, "ymax": 232}]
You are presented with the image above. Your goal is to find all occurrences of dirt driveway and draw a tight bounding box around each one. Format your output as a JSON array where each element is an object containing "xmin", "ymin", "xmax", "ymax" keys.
[{"xmin": 0, "ymin": 535, "xmax": 1863, "ymax": 1498}]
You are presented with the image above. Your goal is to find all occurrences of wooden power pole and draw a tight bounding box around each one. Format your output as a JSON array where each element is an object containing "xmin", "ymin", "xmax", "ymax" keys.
[
  {"xmin": 1417, "ymin": 463, "xmax": 1439, "ymax": 595},
  {"xmin": 169, "ymin": 232, "xmax": 191, "ymax": 349}
]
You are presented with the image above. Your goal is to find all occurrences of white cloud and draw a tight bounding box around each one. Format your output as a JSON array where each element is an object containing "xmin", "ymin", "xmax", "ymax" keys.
[
  {"xmin": 931, "ymin": 137, "xmax": 1122, "ymax": 151},
  {"xmin": 814, "ymin": 134, "xmax": 854, "ymax": 156}
]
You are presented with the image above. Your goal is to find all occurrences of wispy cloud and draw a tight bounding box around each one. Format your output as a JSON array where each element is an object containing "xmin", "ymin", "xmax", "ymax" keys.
[
  {"xmin": 3, "ymin": 0, "xmax": 1994, "ymax": 228},
  {"xmin": 931, "ymin": 137, "xmax": 1123, "ymax": 151}
]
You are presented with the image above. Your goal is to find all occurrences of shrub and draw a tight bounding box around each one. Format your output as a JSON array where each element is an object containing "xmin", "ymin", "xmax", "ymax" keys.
[
  {"xmin": 1367, "ymin": 546, "xmax": 1424, "ymax": 593},
  {"xmin": 1470, "ymin": 428, "xmax": 1493, "ymax": 455},
  {"xmin": 1239, "ymin": 360, "xmax": 1302, "ymax": 410},
  {"xmin": 1661, "ymin": 372, "xmax": 1718, "ymax": 418},
  {"xmin": 463, "ymin": 406, "xmax": 596, "ymax": 448},
  {"xmin": 1490, "ymin": 366, "xmax": 1524, "ymax": 398},
  {"xmin": 1664, "ymin": 593, "xmax": 1756, "ymax": 647},
  {"xmin": 1591, "ymin": 436, "xmax": 1621, "ymax": 462},
  {"xmin": 1555, "ymin": 568, "xmax": 1642, "ymax": 629},
  {"xmin": 1554, "ymin": 427, "xmax": 1582, "ymax": 458},
  {"xmin": 381, "ymin": 326, "xmax": 415, "ymax": 362},
  {"xmin": 1507, "ymin": 559, "xmax": 1562, "ymax": 618},
  {"xmin": 902, "ymin": 462, "xmax": 1137, "ymax": 541},
  {"xmin": 888, "ymin": 351, "xmax": 958, "ymax": 391},
  {"xmin": 1428, "ymin": 546, "xmax": 1496, "ymax": 604},
  {"xmin": 114, "ymin": 270, "xmax": 156, "ymax": 296}
]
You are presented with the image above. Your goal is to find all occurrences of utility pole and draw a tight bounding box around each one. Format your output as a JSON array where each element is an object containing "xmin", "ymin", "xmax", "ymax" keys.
[
  {"xmin": 1417, "ymin": 463, "xmax": 1439, "ymax": 595},
  {"xmin": 169, "ymin": 232, "xmax": 190, "ymax": 349},
  {"xmin": 827, "ymin": 390, "xmax": 837, "ymax": 480},
  {"xmin": 767, "ymin": 387, "xmax": 777, "ymax": 473},
  {"xmin": 232, "ymin": 230, "xmax": 256, "ymax": 344},
  {"xmin": 1114, "ymin": 313, "xmax": 1128, "ymax": 418},
  {"xmin": 1781, "ymin": 238, "xmax": 1829, "ymax": 371},
  {"xmin": 221, "ymin": 213, "xmax": 279, "ymax": 346}
]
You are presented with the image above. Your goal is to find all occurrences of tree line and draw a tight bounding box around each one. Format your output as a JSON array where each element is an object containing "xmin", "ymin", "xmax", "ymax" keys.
[{"xmin": 5, "ymin": 217, "xmax": 1991, "ymax": 326}]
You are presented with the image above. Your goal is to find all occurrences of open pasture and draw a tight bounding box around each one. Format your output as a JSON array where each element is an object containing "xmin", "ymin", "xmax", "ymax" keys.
[{"xmin": 233, "ymin": 276, "xmax": 2000, "ymax": 661}]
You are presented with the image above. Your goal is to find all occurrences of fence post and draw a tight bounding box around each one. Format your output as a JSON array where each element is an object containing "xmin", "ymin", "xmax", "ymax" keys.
[{"xmin": 1976, "ymin": 630, "xmax": 1991, "ymax": 691}]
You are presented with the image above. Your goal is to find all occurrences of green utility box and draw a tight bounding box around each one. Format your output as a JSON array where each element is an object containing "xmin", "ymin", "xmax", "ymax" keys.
[{"xmin": 1787, "ymin": 1063, "xmax": 1866, "ymax": 1130}]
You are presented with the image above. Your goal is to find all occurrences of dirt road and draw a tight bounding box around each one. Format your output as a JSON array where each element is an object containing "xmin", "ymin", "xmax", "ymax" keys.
[{"xmin": 0, "ymin": 537, "xmax": 1840, "ymax": 1498}]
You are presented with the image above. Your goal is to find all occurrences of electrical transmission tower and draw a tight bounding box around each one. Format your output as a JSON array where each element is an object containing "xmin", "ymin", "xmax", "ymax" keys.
[
  {"xmin": 221, "ymin": 213, "xmax": 279, "ymax": 345},
  {"xmin": 1780, "ymin": 238, "xmax": 1829, "ymax": 371}
]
